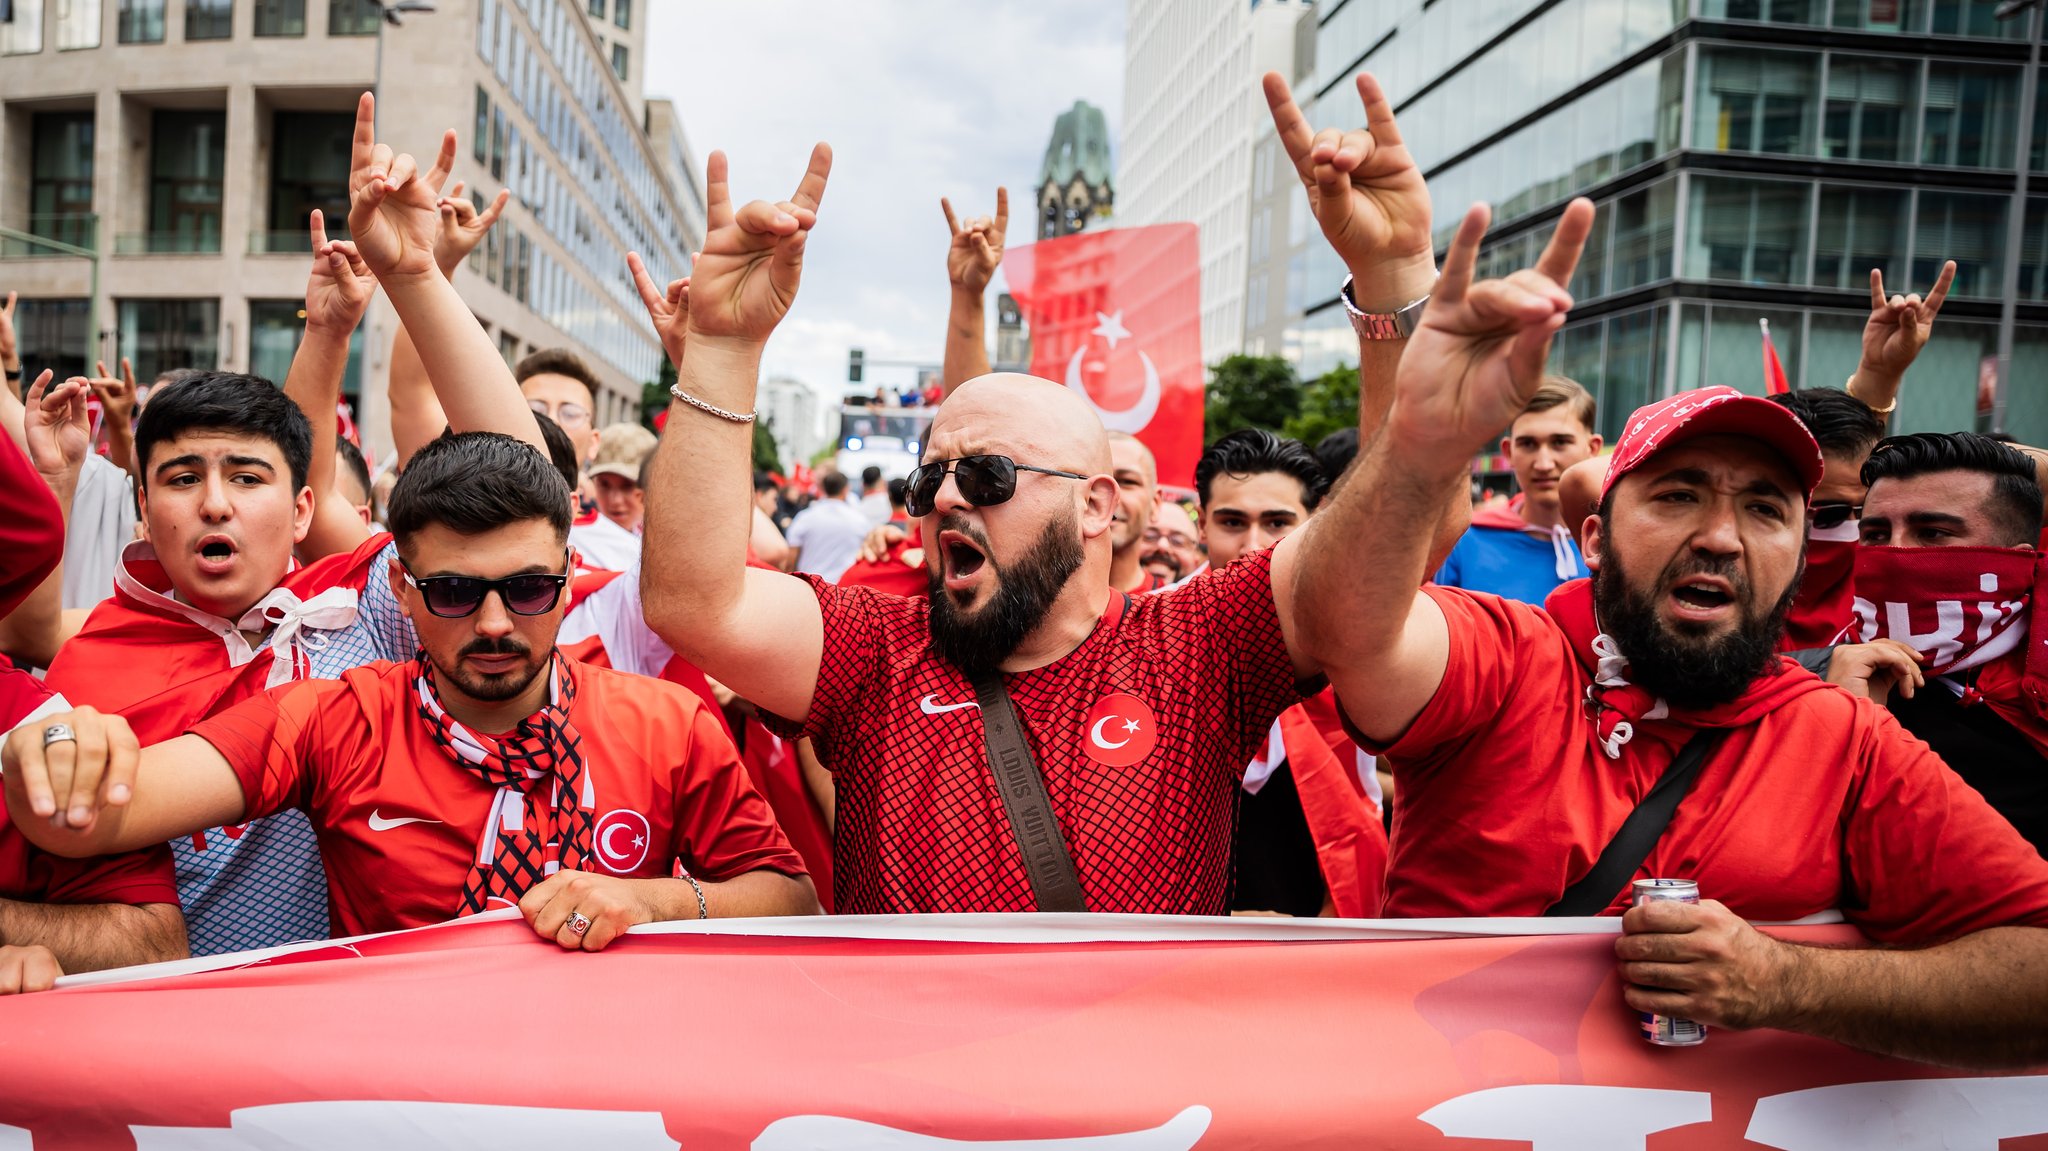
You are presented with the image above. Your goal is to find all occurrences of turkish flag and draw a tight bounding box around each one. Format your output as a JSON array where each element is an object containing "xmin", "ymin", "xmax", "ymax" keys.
[
  {"xmin": 1005, "ymin": 224, "xmax": 1203, "ymax": 488},
  {"xmin": 1761, "ymin": 318, "xmax": 1791, "ymax": 395}
]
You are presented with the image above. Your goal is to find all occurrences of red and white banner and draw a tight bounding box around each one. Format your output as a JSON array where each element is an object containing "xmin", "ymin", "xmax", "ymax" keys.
[
  {"xmin": 1005, "ymin": 224, "xmax": 1204, "ymax": 489},
  {"xmin": 0, "ymin": 913, "xmax": 2040, "ymax": 1148}
]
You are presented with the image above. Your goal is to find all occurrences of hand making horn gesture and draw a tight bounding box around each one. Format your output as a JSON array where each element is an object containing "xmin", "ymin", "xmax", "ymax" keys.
[
  {"xmin": 435, "ymin": 178, "xmax": 512, "ymax": 280},
  {"xmin": 942, "ymin": 187, "xmax": 1008, "ymax": 297},
  {"xmin": 627, "ymin": 249, "xmax": 695, "ymax": 370},
  {"xmin": 304, "ymin": 209, "xmax": 375, "ymax": 337},
  {"xmin": 1390, "ymin": 198, "xmax": 1595, "ymax": 454},
  {"xmin": 1264, "ymin": 70, "xmax": 1436, "ymax": 309},
  {"xmin": 674, "ymin": 144, "xmax": 833, "ymax": 346},
  {"xmin": 1862, "ymin": 259, "xmax": 1955, "ymax": 382},
  {"xmin": 346, "ymin": 92, "xmax": 449, "ymax": 285}
]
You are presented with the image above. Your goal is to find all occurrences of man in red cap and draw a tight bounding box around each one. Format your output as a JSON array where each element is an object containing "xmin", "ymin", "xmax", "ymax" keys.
[{"xmin": 1296, "ymin": 190, "xmax": 2048, "ymax": 1068}]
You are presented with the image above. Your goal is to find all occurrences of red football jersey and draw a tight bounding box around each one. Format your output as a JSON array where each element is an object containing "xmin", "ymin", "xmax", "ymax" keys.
[
  {"xmin": 765, "ymin": 548, "xmax": 1306, "ymax": 914},
  {"xmin": 192, "ymin": 656, "xmax": 807, "ymax": 937}
]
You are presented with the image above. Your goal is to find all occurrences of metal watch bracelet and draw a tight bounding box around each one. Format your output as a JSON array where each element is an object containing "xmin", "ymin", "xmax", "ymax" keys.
[{"xmin": 1340, "ymin": 275, "xmax": 1434, "ymax": 341}]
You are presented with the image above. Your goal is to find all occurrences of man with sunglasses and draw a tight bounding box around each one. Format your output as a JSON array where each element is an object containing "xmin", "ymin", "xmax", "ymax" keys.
[{"xmin": 4, "ymin": 432, "xmax": 818, "ymax": 949}]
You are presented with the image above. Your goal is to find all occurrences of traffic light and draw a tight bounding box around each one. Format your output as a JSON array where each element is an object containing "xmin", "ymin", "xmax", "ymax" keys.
[{"xmin": 848, "ymin": 348, "xmax": 864, "ymax": 384}]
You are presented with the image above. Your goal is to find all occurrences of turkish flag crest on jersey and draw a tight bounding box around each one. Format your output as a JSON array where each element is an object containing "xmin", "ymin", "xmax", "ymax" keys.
[
  {"xmin": 1004, "ymin": 224, "xmax": 1203, "ymax": 489},
  {"xmin": 1082, "ymin": 692, "xmax": 1159, "ymax": 768}
]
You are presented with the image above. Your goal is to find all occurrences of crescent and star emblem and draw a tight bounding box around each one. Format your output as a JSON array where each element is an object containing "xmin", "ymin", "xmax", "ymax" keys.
[{"xmin": 1065, "ymin": 310, "xmax": 1159, "ymax": 434}]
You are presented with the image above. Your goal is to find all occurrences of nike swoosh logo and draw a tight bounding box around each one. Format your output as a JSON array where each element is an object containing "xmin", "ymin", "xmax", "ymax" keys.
[
  {"xmin": 368, "ymin": 810, "xmax": 444, "ymax": 832},
  {"xmin": 919, "ymin": 694, "xmax": 980, "ymax": 715}
]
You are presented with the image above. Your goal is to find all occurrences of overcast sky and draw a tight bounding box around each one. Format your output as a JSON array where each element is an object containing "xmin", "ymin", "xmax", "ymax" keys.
[{"xmin": 643, "ymin": 1, "xmax": 1125, "ymax": 417}]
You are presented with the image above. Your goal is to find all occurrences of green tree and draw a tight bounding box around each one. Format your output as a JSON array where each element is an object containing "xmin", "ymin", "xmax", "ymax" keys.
[
  {"xmin": 1282, "ymin": 362, "xmax": 1359, "ymax": 448},
  {"xmin": 1204, "ymin": 354, "xmax": 1300, "ymax": 443},
  {"xmin": 751, "ymin": 419, "xmax": 783, "ymax": 477},
  {"xmin": 639, "ymin": 356, "xmax": 677, "ymax": 433}
]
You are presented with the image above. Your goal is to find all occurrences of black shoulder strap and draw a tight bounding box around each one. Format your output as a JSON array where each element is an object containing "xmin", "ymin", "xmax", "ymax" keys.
[
  {"xmin": 1544, "ymin": 728, "xmax": 1729, "ymax": 917},
  {"xmin": 969, "ymin": 668, "xmax": 1087, "ymax": 913}
]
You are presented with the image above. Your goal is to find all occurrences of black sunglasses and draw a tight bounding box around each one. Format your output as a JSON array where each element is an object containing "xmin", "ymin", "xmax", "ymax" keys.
[
  {"xmin": 1810, "ymin": 502, "xmax": 1862, "ymax": 531},
  {"xmin": 401, "ymin": 557, "xmax": 570, "ymax": 619},
  {"xmin": 904, "ymin": 455, "xmax": 1088, "ymax": 517}
]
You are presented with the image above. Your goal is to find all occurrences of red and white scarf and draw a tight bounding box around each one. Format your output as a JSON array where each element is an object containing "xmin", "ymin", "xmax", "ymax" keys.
[
  {"xmin": 414, "ymin": 654, "xmax": 595, "ymax": 915},
  {"xmin": 1847, "ymin": 546, "xmax": 2042, "ymax": 677}
]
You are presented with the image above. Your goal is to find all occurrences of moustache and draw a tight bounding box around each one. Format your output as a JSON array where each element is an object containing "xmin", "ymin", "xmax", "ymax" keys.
[{"xmin": 458, "ymin": 637, "xmax": 532, "ymax": 661}]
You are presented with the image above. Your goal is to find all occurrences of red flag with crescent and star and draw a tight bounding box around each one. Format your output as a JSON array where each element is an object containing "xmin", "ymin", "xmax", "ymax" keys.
[{"xmin": 1003, "ymin": 223, "xmax": 1204, "ymax": 489}]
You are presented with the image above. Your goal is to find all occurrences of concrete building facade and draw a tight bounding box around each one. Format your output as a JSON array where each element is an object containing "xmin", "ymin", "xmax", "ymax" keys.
[
  {"xmin": 1290, "ymin": 0, "xmax": 2048, "ymax": 445},
  {"xmin": 0, "ymin": 0, "xmax": 701, "ymax": 465},
  {"xmin": 1036, "ymin": 99, "xmax": 1116, "ymax": 240}
]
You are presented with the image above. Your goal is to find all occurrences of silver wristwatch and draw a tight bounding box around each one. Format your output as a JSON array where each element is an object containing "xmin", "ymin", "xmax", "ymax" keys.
[{"xmin": 1340, "ymin": 275, "xmax": 1432, "ymax": 340}]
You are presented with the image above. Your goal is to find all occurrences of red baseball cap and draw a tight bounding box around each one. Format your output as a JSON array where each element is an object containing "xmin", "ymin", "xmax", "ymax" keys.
[{"xmin": 1601, "ymin": 386, "xmax": 1824, "ymax": 503}]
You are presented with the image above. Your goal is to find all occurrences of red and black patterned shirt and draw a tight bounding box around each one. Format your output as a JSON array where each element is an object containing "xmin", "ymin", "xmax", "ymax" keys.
[{"xmin": 764, "ymin": 548, "xmax": 1307, "ymax": 914}]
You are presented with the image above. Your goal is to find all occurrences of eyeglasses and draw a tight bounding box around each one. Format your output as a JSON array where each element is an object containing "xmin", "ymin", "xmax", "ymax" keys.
[
  {"xmin": 904, "ymin": 455, "xmax": 1088, "ymax": 517},
  {"xmin": 1143, "ymin": 527, "xmax": 1196, "ymax": 550},
  {"xmin": 1810, "ymin": 502, "xmax": 1862, "ymax": 531},
  {"xmin": 401, "ymin": 556, "xmax": 571, "ymax": 619},
  {"xmin": 528, "ymin": 398, "xmax": 591, "ymax": 429}
]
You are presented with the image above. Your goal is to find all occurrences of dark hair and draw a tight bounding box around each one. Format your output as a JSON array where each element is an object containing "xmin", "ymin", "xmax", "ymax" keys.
[
  {"xmin": 1314, "ymin": 427, "xmax": 1359, "ymax": 484},
  {"xmin": 335, "ymin": 436, "xmax": 372, "ymax": 505},
  {"xmin": 528, "ymin": 411, "xmax": 581, "ymax": 492},
  {"xmin": 754, "ymin": 470, "xmax": 779, "ymax": 493},
  {"xmin": 887, "ymin": 476, "xmax": 908, "ymax": 509},
  {"xmin": 389, "ymin": 432, "xmax": 572, "ymax": 551},
  {"xmin": 1862, "ymin": 432, "xmax": 2044, "ymax": 545},
  {"xmin": 1195, "ymin": 428, "xmax": 1328, "ymax": 511},
  {"xmin": 134, "ymin": 372, "xmax": 312, "ymax": 492},
  {"xmin": 514, "ymin": 347, "xmax": 601, "ymax": 399},
  {"xmin": 1770, "ymin": 388, "xmax": 1886, "ymax": 460},
  {"xmin": 819, "ymin": 470, "xmax": 850, "ymax": 498},
  {"xmin": 861, "ymin": 465, "xmax": 883, "ymax": 487}
]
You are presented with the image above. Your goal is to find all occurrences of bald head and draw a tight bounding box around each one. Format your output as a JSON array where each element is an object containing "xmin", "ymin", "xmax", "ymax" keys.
[{"xmin": 936, "ymin": 373, "xmax": 1112, "ymax": 475}]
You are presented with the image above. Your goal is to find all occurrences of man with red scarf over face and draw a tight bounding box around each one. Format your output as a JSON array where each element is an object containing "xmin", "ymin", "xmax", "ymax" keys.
[
  {"xmin": 1295, "ymin": 185, "xmax": 2048, "ymax": 1067},
  {"xmin": 1845, "ymin": 432, "xmax": 2048, "ymax": 856}
]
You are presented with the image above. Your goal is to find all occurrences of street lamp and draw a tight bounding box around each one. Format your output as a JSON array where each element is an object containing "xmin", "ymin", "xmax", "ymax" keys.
[{"xmin": 1992, "ymin": 0, "xmax": 2043, "ymax": 436}]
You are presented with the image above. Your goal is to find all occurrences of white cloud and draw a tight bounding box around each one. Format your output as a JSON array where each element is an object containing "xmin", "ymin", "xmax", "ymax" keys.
[{"xmin": 644, "ymin": 0, "xmax": 1125, "ymax": 443}]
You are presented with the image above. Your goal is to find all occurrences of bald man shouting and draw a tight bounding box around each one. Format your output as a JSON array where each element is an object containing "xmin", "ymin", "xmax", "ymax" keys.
[{"xmin": 631, "ymin": 128, "xmax": 1403, "ymax": 914}]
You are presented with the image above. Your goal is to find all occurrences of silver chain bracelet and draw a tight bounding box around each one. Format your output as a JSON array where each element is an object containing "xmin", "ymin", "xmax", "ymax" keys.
[
  {"xmin": 669, "ymin": 382, "xmax": 758, "ymax": 424},
  {"xmin": 682, "ymin": 871, "xmax": 709, "ymax": 919}
]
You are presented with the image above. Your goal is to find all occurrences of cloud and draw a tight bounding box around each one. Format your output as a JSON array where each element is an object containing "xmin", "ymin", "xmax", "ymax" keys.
[{"xmin": 644, "ymin": 1, "xmax": 1124, "ymax": 452}]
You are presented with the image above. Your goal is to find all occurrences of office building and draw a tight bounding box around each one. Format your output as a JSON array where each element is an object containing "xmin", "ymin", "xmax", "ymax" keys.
[
  {"xmin": 1243, "ymin": 0, "xmax": 1318, "ymax": 359},
  {"xmin": 0, "ymin": 0, "xmax": 702, "ymax": 465},
  {"xmin": 1288, "ymin": 0, "xmax": 2048, "ymax": 444},
  {"xmin": 759, "ymin": 375, "xmax": 824, "ymax": 470}
]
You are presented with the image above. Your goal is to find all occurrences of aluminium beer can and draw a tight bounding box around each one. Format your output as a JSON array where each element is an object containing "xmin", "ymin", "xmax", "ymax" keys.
[{"xmin": 1632, "ymin": 878, "xmax": 1707, "ymax": 1047}]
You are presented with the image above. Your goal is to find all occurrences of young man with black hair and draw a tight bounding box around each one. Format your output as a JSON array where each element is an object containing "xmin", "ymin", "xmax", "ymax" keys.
[
  {"xmin": 1193, "ymin": 428, "xmax": 1327, "ymax": 575},
  {"xmin": 5, "ymin": 432, "xmax": 818, "ymax": 949},
  {"xmin": 1768, "ymin": 387, "xmax": 1888, "ymax": 648},
  {"xmin": 1838, "ymin": 432, "xmax": 2048, "ymax": 855},
  {"xmin": 785, "ymin": 471, "xmax": 870, "ymax": 583},
  {"xmin": 858, "ymin": 465, "xmax": 891, "ymax": 525},
  {"xmin": 1433, "ymin": 377, "xmax": 1599, "ymax": 605},
  {"xmin": 40, "ymin": 99, "xmax": 550, "ymax": 955}
]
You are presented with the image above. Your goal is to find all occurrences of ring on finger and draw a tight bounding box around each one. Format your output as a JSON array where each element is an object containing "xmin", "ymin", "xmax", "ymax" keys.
[
  {"xmin": 566, "ymin": 912, "xmax": 592, "ymax": 938},
  {"xmin": 41, "ymin": 723, "xmax": 76, "ymax": 748}
]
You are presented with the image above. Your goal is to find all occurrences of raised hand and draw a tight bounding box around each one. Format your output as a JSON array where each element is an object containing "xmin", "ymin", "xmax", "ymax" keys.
[
  {"xmin": 627, "ymin": 250, "xmax": 693, "ymax": 368},
  {"xmin": 305, "ymin": 209, "xmax": 375, "ymax": 336},
  {"xmin": 942, "ymin": 187, "xmax": 1007, "ymax": 296},
  {"xmin": 23, "ymin": 371, "xmax": 90, "ymax": 489},
  {"xmin": 1861, "ymin": 260, "xmax": 1954, "ymax": 383},
  {"xmin": 1391, "ymin": 198, "xmax": 1593, "ymax": 454},
  {"xmin": 89, "ymin": 358, "xmax": 138, "ymax": 429},
  {"xmin": 684, "ymin": 145, "xmax": 832, "ymax": 344},
  {"xmin": 435, "ymin": 178, "xmax": 512, "ymax": 279},
  {"xmin": 1266, "ymin": 71, "xmax": 1435, "ymax": 309},
  {"xmin": 345, "ymin": 92, "xmax": 443, "ymax": 284}
]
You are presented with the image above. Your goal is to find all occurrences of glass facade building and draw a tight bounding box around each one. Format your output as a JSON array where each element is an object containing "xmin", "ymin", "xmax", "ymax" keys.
[{"xmin": 1290, "ymin": 0, "xmax": 2048, "ymax": 445}]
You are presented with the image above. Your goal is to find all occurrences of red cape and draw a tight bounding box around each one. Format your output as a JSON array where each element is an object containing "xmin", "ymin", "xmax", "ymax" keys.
[{"xmin": 1284, "ymin": 691, "xmax": 1388, "ymax": 918}]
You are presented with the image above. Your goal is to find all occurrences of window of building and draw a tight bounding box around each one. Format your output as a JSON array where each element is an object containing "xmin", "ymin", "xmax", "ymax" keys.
[
  {"xmin": 498, "ymin": 329, "xmax": 521, "ymax": 367},
  {"xmin": 1694, "ymin": 47, "xmax": 1818, "ymax": 156},
  {"xmin": 474, "ymin": 88, "xmax": 490, "ymax": 163},
  {"xmin": 31, "ymin": 112, "xmax": 96, "ymax": 251},
  {"xmin": 2, "ymin": 0, "xmax": 45, "ymax": 55},
  {"xmin": 1603, "ymin": 305, "xmax": 1670, "ymax": 440},
  {"xmin": 328, "ymin": 0, "xmax": 377, "ymax": 35},
  {"xmin": 267, "ymin": 111, "xmax": 352, "ymax": 251},
  {"xmin": 611, "ymin": 42, "xmax": 628, "ymax": 83},
  {"xmin": 14, "ymin": 299, "xmax": 91, "ymax": 383},
  {"xmin": 1932, "ymin": 0, "xmax": 2029, "ymax": 38},
  {"xmin": 1922, "ymin": 63, "xmax": 2021, "ymax": 169},
  {"xmin": 119, "ymin": 299, "xmax": 219, "ymax": 384},
  {"xmin": 1823, "ymin": 55, "xmax": 1918, "ymax": 163},
  {"xmin": 489, "ymin": 105, "xmax": 506, "ymax": 180},
  {"xmin": 148, "ymin": 110, "xmax": 227, "ymax": 253},
  {"xmin": 586, "ymin": 0, "xmax": 603, "ymax": 17},
  {"xmin": 250, "ymin": 299, "xmax": 364, "ymax": 396},
  {"xmin": 119, "ymin": 0, "xmax": 166, "ymax": 41},
  {"xmin": 1915, "ymin": 190, "xmax": 2007, "ymax": 296},
  {"xmin": 185, "ymin": 0, "xmax": 232, "ymax": 40},
  {"xmin": 2025, "ymin": 197, "xmax": 2048, "ymax": 301},
  {"xmin": 1698, "ymin": 0, "xmax": 1823, "ymax": 22},
  {"xmin": 1814, "ymin": 185, "xmax": 1909, "ymax": 290},
  {"xmin": 1609, "ymin": 178, "xmax": 1678, "ymax": 292},
  {"xmin": 253, "ymin": 0, "xmax": 301, "ymax": 35},
  {"xmin": 1686, "ymin": 175, "xmax": 1812, "ymax": 285},
  {"xmin": 613, "ymin": 0, "xmax": 629, "ymax": 29},
  {"xmin": 57, "ymin": 0, "xmax": 103, "ymax": 49},
  {"xmin": 1832, "ymin": 0, "xmax": 1926, "ymax": 31}
]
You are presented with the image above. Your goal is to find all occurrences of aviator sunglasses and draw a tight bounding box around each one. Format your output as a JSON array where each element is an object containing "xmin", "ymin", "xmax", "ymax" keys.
[
  {"xmin": 401, "ymin": 554, "xmax": 571, "ymax": 619},
  {"xmin": 904, "ymin": 454, "xmax": 1088, "ymax": 517}
]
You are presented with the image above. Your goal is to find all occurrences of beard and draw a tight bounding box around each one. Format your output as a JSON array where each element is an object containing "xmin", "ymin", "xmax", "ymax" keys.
[
  {"xmin": 1592, "ymin": 522, "xmax": 1800, "ymax": 710},
  {"xmin": 927, "ymin": 509, "xmax": 1086, "ymax": 675},
  {"xmin": 428, "ymin": 635, "xmax": 552, "ymax": 704}
]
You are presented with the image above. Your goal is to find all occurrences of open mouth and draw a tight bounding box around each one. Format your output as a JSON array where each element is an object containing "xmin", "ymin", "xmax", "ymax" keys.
[
  {"xmin": 939, "ymin": 530, "xmax": 988, "ymax": 586},
  {"xmin": 1668, "ymin": 577, "xmax": 1734, "ymax": 613},
  {"xmin": 194, "ymin": 535, "xmax": 238, "ymax": 574}
]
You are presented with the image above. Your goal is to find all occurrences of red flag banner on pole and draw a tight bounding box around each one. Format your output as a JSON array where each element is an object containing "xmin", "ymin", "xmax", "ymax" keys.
[
  {"xmin": 1004, "ymin": 224, "xmax": 1204, "ymax": 489},
  {"xmin": 1, "ymin": 913, "xmax": 2037, "ymax": 1147},
  {"xmin": 1761, "ymin": 318, "xmax": 1791, "ymax": 395}
]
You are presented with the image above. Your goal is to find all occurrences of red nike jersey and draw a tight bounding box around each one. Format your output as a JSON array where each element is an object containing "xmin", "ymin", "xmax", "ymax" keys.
[
  {"xmin": 764, "ymin": 548, "xmax": 1306, "ymax": 914},
  {"xmin": 192, "ymin": 656, "xmax": 806, "ymax": 937}
]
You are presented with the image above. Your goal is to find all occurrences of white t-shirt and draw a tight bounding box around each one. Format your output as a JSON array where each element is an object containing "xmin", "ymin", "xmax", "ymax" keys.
[
  {"xmin": 786, "ymin": 498, "xmax": 872, "ymax": 583},
  {"xmin": 568, "ymin": 514, "xmax": 641, "ymax": 573},
  {"xmin": 859, "ymin": 491, "xmax": 893, "ymax": 525},
  {"xmin": 63, "ymin": 454, "xmax": 136, "ymax": 610}
]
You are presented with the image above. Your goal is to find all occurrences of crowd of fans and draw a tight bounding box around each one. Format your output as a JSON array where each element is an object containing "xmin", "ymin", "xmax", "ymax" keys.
[{"xmin": 0, "ymin": 74, "xmax": 2043, "ymax": 1069}]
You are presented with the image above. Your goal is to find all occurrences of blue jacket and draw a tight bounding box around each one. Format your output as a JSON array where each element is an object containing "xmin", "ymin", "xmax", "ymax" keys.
[{"xmin": 1434, "ymin": 505, "xmax": 1587, "ymax": 606}]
